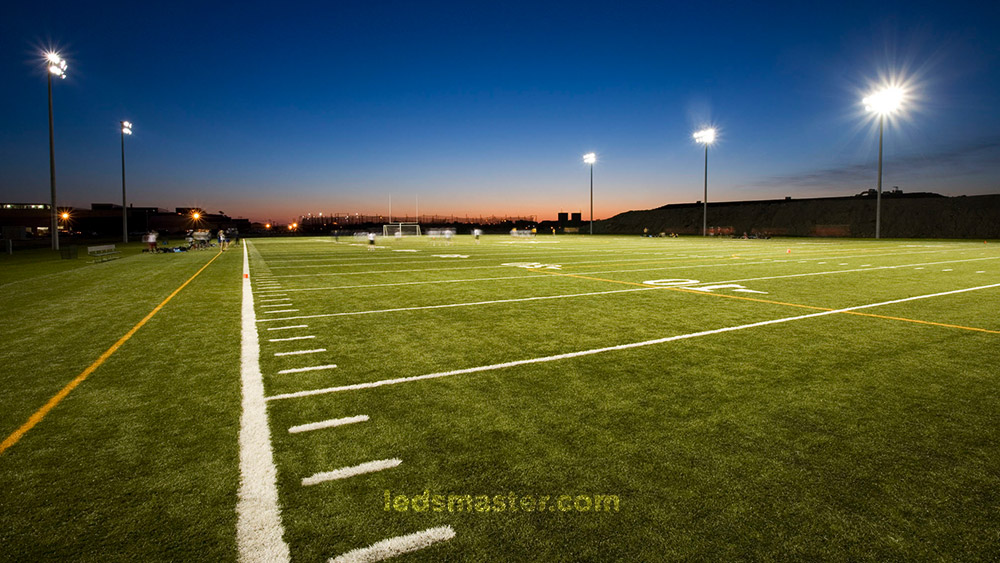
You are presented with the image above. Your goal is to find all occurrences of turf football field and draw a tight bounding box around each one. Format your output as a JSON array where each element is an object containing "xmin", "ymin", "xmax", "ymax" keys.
[{"xmin": 1, "ymin": 235, "xmax": 999, "ymax": 561}]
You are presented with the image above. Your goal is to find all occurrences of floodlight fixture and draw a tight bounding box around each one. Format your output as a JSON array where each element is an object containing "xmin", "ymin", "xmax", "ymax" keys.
[
  {"xmin": 46, "ymin": 52, "xmax": 67, "ymax": 79},
  {"xmin": 693, "ymin": 128, "xmax": 717, "ymax": 236},
  {"xmin": 863, "ymin": 86, "xmax": 906, "ymax": 239},
  {"xmin": 45, "ymin": 50, "xmax": 69, "ymax": 250},
  {"xmin": 583, "ymin": 153, "xmax": 596, "ymax": 234},
  {"xmin": 863, "ymin": 87, "xmax": 904, "ymax": 115},
  {"xmin": 192, "ymin": 211, "xmax": 201, "ymax": 220},
  {"xmin": 120, "ymin": 120, "xmax": 134, "ymax": 242},
  {"xmin": 60, "ymin": 212, "xmax": 70, "ymax": 220},
  {"xmin": 693, "ymin": 128, "xmax": 716, "ymax": 145}
]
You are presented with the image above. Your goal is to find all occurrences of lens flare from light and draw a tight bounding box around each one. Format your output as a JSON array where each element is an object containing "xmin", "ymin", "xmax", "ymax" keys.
[{"xmin": 583, "ymin": 152, "xmax": 596, "ymax": 164}]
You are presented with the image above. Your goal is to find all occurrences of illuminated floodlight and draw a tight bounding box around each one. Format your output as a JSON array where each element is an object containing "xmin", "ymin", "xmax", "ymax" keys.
[
  {"xmin": 863, "ymin": 87, "xmax": 904, "ymax": 115},
  {"xmin": 45, "ymin": 51, "xmax": 71, "ymax": 251},
  {"xmin": 692, "ymin": 128, "xmax": 717, "ymax": 236},
  {"xmin": 862, "ymin": 85, "xmax": 907, "ymax": 239},
  {"xmin": 693, "ymin": 128, "xmax": 716, "ymax": 145},
  {"xmin": 265, "ymin": 223, "xmax": 271, "ymax": 229},
  {"xmin": 122, "ymin": 121, "xmax": 133, "ymax": 135},
  {"xmin": 192, "ymin": 211, "xmax": 201, "ymax": 220},
  {"xmin": 583, "ymin": 152, "xmax": 596, "ymax": 164},
  {"xmin": 46, "ymin": 52, "xmax": 68, "ymax": 78},
  {"xmin": 60, "ymin": 212, "xmax": 70, "ymax": 220}
]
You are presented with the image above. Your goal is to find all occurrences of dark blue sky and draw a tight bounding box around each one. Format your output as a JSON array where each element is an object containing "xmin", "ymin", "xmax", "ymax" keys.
[{"xmin": 2, "ymin": 0, "xmax": 998, "ymax": 222}]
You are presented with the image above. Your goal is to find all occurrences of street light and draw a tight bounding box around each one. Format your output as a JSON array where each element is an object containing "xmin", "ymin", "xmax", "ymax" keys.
[
  {"xmin": 121, "ymin": 120, "xmax": 133, "ymax": 243},
  {"xmin": 693, "ymin": 128, "xmax": 716, "ymax": 236},
  {"xmin": 583, "ymin": 152, "xmax": 596, "ymax": 235},
  {"xmin": 863, "ymin": 86, "xmax": 904, "ymax": 239},
  {"xmin": 45, "ymin": 51, "xmax": 68, "ymax": 251}
]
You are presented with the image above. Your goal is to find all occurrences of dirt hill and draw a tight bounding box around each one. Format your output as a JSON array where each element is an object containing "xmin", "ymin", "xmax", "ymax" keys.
[{"xmin": 596, "ymin": 193, "xmax": 1000, "ymax": 238}]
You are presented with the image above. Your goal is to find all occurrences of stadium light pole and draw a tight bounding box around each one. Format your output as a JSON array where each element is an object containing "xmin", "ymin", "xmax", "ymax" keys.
[
  {"xmin": 46, "ymin": 52, "xmax": 68, "ymax": 251},
  {"xmin": 120, "ymin": 121, "xmax": 133, "ymax": 242},
  {"xmin": 863, "ymin": 87, "xmax": 903, "ymax": 239},
  {"xmin": 583, "ymin": 152, "xmax": 596, "ymax": 235},
  {"xmin": 693, "ymin": 128, "xmax": 716, "ymax": 237}
]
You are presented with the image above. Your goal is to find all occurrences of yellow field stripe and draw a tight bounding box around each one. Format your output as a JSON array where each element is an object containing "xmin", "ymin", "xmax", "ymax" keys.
[
  {"xmin": 842, "ymin": 311, "xmax": 1000, "ymax": 334},
  {"xmin": 535, "ymin": 269, "xmax": 998, "ymax": 335},
  {"xmin": 0, "ymin": 251, "xmax": 224, "ymax": 456}
]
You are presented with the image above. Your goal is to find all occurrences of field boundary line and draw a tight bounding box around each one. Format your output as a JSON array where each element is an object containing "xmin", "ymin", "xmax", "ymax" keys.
[
  {"xmin": 0, "ymin": 251, "xmax": 223, "ymax": 456},
  {"xmin": 266, "ymin": 282, "xmax": 1000, "ymax": 401},
  {"xmin": 255, "ymin": 286, "xmax": 663, "ymax": 322},
  {"xmin": 237, "ymin": 241, "xmax": 291, "ymax": 563}
]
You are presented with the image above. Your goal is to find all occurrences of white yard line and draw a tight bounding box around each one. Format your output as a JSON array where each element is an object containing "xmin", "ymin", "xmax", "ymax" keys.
[
  {"xmin": 275, "ymin": 348, "xmax": 326, "ymax": 356},
  {"xmin": 252, "ymin": 254, "xmax": 1000, "ymax": 294},
  {"xmin": 237, "ymin": 242, "xmax": 291, "ymax": 563},
  {"xmin": 329, "ymin": 526, "xmax": 456, "ymax": 563},
  {"xmin": 277, "ymin": 364, "xmax": 338, "ymax": 374},
  {"xmin": 255, "ymin": 287, "xmax": 663, "ymax": 322},
  {"xmin": 289, "ymin": 415, "xmax": 369, "ymax": 434},
  {"xmin": 578, "ymin": 248, "xmax": 978, "ymax": 276},
  {"xmin": 268, "ymin": 324, "xmax": 309, "ymax": 331},
  {"xmin": 302, "ymin": 459, "xmax": 402, "ymax": 486},
  {"xmin": 700, "ymin": 256, "xmax": 1000, "ymax": 286},
  {"xmin": 263, "ymin": 309, "xmax": 300, "ymax": 314},
  {"xmin": 262, "ymin": 303, "xmax": 295, "ymax": 308},
  {"xmin": 267, "ymin": 282, "xmax": 1000, "ymax": 401},
  {"xmin": 269, "ymin": 335, "xmax": 316, "ymax": 342},
  {"xmin": 260, "ymin": 298, "xmax": 293, "ymax": 302}
]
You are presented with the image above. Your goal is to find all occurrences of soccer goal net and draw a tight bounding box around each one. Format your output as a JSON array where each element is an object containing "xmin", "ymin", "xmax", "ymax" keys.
[{"xmin": 383, "ymin": 222, "xmax": 422, "ymax": 237}]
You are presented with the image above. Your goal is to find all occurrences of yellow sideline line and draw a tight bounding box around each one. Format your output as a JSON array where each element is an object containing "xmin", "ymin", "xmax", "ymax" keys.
[
  {"xmin": 535, "ymin": 270, "xmax": 999, "ymax": 335},
  {"xmin": 0, "ymin": 251, "xmax": 224, "ymax": 456}
]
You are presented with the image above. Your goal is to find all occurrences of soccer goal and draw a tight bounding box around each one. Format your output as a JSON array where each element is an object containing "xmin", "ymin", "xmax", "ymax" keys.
[{"xmin": 383, "ymin": 222, "xmax": 422, "ymax": 237}]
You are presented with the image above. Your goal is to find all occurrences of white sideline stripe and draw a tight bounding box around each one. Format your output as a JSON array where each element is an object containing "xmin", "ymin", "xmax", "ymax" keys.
[
  {"xmin": 289, "ymin": 415, "xmax": 369, "ymax": 434},
  {"xmin": 237, "ymin": 242, "xmax": 291, "ymax": 562},
  {"xmin": 273, "ymin": 265, "xmax": 507, "ymax": 277},
  {"xmin": 256, "ymin": 287, "xmax": 662, "ymax": 322},
  {"xmin": 268, "ymin": 335, "xmax": 316, "ymax": 342},
  {"xmin": 277, "ymin": 364, "xmax": 338, "ymax": 374},
  {"xmin": 578, "ymin": 248, "xmax": 977, "ymax": 276},
  {"xmin": 275, "ymin": 348, "xmax": 326, "ymax": 356},
  {"xmin": 268, "ymin": 324, "xmax": 309, "ymax": 331},
  {"xmin": 256, "ymin": 274, "xmax": 550, "ymax": 292},
  {"xmin": 263, "ymin": 309, "xmax": 300, "ymax": 314},
  {"xmin": 302, "ymin": 459, "xmax": 402, "ymax": 486},
  {"xmin": 703, "ymin": 257, "xmax": 1000, "ymax": 286},
  {"xmin": 267, "ymin": 282, "xmax": 1000, "ymax": 402},
  {"xmin": 329, "ymin": 526, "xmax": 456, "ymax": 563}
]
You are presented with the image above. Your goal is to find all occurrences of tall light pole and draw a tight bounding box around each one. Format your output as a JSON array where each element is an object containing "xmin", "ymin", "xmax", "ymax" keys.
[
  {"xmin": 583, "ymin": 152, "xmax": 596, "ymax": 235},
  {"xmin": 46, "ymin": 52, "xmax": 68, "ymax": 251},
  {"xmin": 863, "ymin": 87, "xmax": 903, "ymax": 239},
  {"xmin": 120, "ymin": 121, "xmax": 132, "ymax": 242},
  {"xmin": 693, "ymin": 128, "xmax": 716, "ymax": 236}
]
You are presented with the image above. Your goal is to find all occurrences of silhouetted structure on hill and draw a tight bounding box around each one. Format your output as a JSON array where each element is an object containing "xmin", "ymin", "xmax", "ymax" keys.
[{"xmin": 597, "ymin": 192, "xmax": 1000, "ymax": 238}]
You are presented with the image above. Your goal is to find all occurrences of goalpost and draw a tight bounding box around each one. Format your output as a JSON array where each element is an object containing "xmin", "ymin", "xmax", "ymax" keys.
[{"xmin": 383, "ymin": 222, "xmax": 422, "ymax": 237}]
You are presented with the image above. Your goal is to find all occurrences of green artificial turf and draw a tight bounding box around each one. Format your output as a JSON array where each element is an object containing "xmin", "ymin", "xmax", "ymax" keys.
[{"xmin": 1, "ymin": 235, "xmax": 999, "ymax": 561}]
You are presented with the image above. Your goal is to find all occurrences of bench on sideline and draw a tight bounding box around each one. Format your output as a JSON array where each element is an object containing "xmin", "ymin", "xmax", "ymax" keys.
[{"xmin": 87, "ymin": 244, "xmax": 121, "ymax": 263}]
